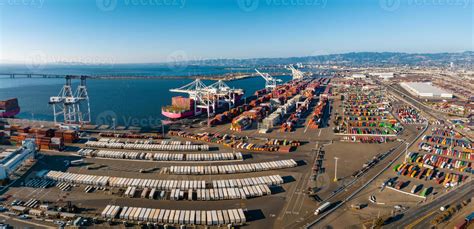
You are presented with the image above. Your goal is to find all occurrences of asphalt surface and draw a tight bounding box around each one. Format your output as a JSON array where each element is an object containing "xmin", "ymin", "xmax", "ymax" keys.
[
  {"xmin": 301, "ymin": 82, "xmax": 471, "ymax": 228},
  {"xmin": 393, "ymin": 179, "xmax": 473, "ymax": 228},
  {"xmin": 300, "ymin": 124, "xmax": 425, "ymax": 229}
]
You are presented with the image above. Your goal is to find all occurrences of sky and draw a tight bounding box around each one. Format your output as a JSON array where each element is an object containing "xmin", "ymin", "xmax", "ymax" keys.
[{"xmin": 0, "ymin": 0, "xmax": 472, "ymax": 64}]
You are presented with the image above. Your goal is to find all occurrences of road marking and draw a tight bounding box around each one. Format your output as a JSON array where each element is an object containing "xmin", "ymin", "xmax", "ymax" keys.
[
  {"xmin": 37, "ymin": 189, "xmax": 52, "ymax": 200},
  {"xmin": 291, "ymin": 172, "xmax": 309, "ymax": 213},
  {"xmin": 278, "ymin": 173, "xmax": 303, "ymax": 220},
  {"xmin": 0, "ymin": 213, "xmax": 52, "ymax": 228},
  {"xmin": 404, "ymin": 210, "xmax": 436, "ymax": 229},
  {"xmin": 304, "ymin": 124, "xmax": 309, "ymax": 133},
  {"xmin": 318, "ymin": 129, "xmax": 322, "ymax": 136}
]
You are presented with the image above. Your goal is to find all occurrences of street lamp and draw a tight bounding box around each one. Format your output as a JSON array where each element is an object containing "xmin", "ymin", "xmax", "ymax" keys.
[
  {"xmin": 404, "ymin": 142, "xmax": 409, "ymax": 163},
  {"xmin": 161, "ymin": 120, "xmax": 166, "ymax": 138},
  {"xmin": 334, "ymin": 157, "xmax": 339, "ymax": 182}
]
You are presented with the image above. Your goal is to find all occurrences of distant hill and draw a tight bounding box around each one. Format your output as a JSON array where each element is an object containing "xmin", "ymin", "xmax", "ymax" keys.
[
  {"xmin": 183, "ymin": 51, "xmax": 474, "ymax": 67},
  {"xmin": 2, "ymin": 51, "xmax": 472, "ymax": 70}
]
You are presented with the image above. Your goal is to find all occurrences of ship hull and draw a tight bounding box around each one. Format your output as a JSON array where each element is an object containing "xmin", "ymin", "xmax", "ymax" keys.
[
  {"xmin": 161, "ymin": 109, "xmax": 195, "ymax": 119},
  {"xmin": 0, "ymin": 107, "xmax": 20, "ymax": 118}
]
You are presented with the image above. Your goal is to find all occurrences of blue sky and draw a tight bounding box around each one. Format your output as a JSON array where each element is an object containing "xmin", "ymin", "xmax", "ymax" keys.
[{"xmin": 0, "ymin": 0, "xmax": 472, "ymax": 63}]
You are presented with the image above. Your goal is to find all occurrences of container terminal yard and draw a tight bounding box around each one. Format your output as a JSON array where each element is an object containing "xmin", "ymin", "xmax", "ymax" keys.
[{"xmin": 0, "ymin": 67, "xmax": 472, "ymax": 229}]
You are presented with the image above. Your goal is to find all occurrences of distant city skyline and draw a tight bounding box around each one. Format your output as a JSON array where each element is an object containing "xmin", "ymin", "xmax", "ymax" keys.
[{"xmin": 0, "ymin": 0, "xmax": 472, "ymax": 64}]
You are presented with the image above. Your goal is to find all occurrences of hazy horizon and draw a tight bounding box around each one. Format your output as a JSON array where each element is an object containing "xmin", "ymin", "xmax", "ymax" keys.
[{"xmin": 0, "ymin": 50, "xmax": 472, "ymax": 66}]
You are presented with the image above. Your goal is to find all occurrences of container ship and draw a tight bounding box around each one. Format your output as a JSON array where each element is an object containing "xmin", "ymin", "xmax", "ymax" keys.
[
  {"xmin": 162, "ymin": 96, "xmax": 197, "ymax": 119},
  {"xmin": 0, "ymin": 98, "xmax": 20, "ymax": 118},
  {"xmin": 162, "ymin": 79, "xmax": 245, "ymax": 120}
]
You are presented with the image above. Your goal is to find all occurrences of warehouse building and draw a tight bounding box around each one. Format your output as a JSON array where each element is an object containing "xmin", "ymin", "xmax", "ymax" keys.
[
  {"xmin": 0, "ymin": 139, "xmax": 36, "ymax": 181},
  {"xmin": 400, "ymin": 82, "xmax": 453, "ymax": 99},
  {"xmin": 369, "ymin": 72, "xmax": 394, "ymax": 79},
  {"xmin": 350, "ymin": 74, "xmax": 366, "ymax": 79}
]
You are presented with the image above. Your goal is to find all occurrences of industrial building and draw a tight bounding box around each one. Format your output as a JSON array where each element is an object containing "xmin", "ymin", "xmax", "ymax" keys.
[
  {"xmin": 350, "ymin": 74, "xmax": 366, "ymax": 79},
  {"xmin": 369, "ymin": 72, "xmax": 394, "ymax": 79},
  {"xmin": 400, "ymin": 82, "xmax": 453, "ymax": 99},
  {"xmin": 0, "ymin": 139, "xmax": 36, "ymax": 181}
]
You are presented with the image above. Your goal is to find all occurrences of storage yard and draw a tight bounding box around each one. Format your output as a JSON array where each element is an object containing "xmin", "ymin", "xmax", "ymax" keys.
[{"xmin": 0, "ymin": 72, "xmax": 472, "ymax": 229}]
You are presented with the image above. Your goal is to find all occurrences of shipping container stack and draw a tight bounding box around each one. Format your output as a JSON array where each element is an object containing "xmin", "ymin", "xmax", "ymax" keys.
[
  {"xmin": 32, "ymin": 128, "xmax": 54, "ymax": 151},
  {"xmin": 0, "ymin": 120, "xmax": 5, "ymax": 144},
  {"xmin": 308, "ymin": 100, "xmax": 327, "ymax": 129},
  {"xmin": 99, "ymin": 132, "xmax": 163, "ymax": 139},
  {"xmin": 1, "ymin": 124, "xmax": 77, "ymax": 150},
  {"xmin": 8, "ymin": 125, "xmax": 30, "ymax": 146},
  {"xmin": 62, "ymin": 130, "xmax": 78, "ymax": 144},
  {"xmin": 163, "ymin": 96, "xmax": 195, "ymax": 113},
  {"xmin": 168, "ymin": 130, "xmax": 300, "ymax": 152},
  {"xmin": 210, "ymin": 78, "xmax": 310, "ymax": 127},
  {"xmin": 280, "ymin": 95, "xmax": 307, "ymax": 132},
  {"xmin": 335, "ymin": 82, "xmax": 401, "ymax": 143},
  {"xmin": 396, "ymin": 106, "xmax": 426, "ymax": 124},
  {"xmin": 230, "ymin": 116, "xmax": 252, "ymax": 132},
  {"xmin": 414, "ymin": 128, "xmax": 474, "ymax": 175}
]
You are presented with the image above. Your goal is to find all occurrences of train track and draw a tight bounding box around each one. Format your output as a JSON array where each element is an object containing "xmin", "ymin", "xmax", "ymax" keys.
[
  {"xmin": 302, "ymin": 84, "xmax": 470, "ymax": 228},
  {"xmin": 302, "ymin": 122, "xmax": 428, "ymax": 228}
]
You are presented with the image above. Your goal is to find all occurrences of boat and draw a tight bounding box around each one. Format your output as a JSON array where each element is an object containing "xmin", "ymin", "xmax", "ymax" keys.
[
  {"xmin": 0, "ymin": 98, "xmax": 20, "ymax": 118},
  {"xmin": 161, "ymin": 96, "xmax": 200, "ymax": 119}
]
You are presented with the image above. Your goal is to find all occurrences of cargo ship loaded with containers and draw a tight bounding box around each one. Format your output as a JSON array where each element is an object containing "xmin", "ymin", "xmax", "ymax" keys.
[{"xmin": 161, "ymin": 79, "xmax": 245, "ymax": 119}]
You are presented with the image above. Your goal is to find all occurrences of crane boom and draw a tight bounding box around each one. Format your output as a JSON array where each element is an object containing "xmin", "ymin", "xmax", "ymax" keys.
[{"xmin": 255, "ymin": 69, "xmax": 281, "ymax": 90}]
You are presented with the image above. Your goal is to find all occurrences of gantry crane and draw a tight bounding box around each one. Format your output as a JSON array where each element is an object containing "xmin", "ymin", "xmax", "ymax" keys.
[
  {"xmin": 206, "ymin": 80, "xmax": 244, "ymax": 110},
  {"xmin": 49, "ymin": 75, "xmax": 91, "ymax": 124},
  {"xmin": 169, "ymin": 79, "xmax": 245, "ymax": 118},
  {"xmin": 255, "ymin": 69, "xmax": 282, "ymax": 90},
  {"xmin": 169, "ymin": 79, "xmax": 216, "ymax": 117},
  {"xmin": 287, "ymin": 65, "xmax": 305, "ymax": 80}
]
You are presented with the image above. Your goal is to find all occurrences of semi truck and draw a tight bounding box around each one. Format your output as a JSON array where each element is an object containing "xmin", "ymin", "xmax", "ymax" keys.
[{"xmin": 314, "ymin": 202, "xmax": 331, "ymax": 215}]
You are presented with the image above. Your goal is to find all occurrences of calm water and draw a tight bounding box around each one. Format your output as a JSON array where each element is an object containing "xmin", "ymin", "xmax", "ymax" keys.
[
  {"xmin": 0, "ymin": 64, "xmax": 274, "ymax": 77},
  {"xmin": 0, "ymin": 73, "xmax": 292, "ymax": 126}
]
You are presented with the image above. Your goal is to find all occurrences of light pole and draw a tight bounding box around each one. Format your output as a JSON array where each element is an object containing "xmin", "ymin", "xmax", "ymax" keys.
[
  {"xmin": 334, "ymin": 157, "xmax": 339, "ymax": 182},
  {"xmin": 404, "ymin": 142, "xmax": 409, "ymax": 163}
]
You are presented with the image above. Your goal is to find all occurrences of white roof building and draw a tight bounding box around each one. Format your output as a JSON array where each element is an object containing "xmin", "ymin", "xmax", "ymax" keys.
[
  {"xmin": 369, "ymin": 72, "xmax": 394, "ymax": 79},
  {"xmin": 351, "ymin": 74, "xmax": 366, "ymax": 79},
  {"xmin": 0, "ymin": 139, "xmax": 36, "ymax": 180},
  {"xmin": 400, "ymin": 82, "xmax": 453, "ymax": 99}
]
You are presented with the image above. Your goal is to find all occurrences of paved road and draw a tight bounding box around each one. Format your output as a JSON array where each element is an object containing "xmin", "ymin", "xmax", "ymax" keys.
[
  {"xmin": 0, "ymin": 214, "xmax": 54, "ymax": 228},
  {"xmin": 300, "ymin": 124, "xmax": 426, "ymax": 228},
  {"xmin": 301, "ymin": 82, "xmax": 463, "ymax": 228},
  {"xmin": 393, "ymin": 179, "xmax": 473, "ymax": 228},
  {"xmin": 386, "ymin": 83, "xmax": 473, "ymax": 141},
  {"xmin": 290, "ymin": 117, "xmax": 425, "ymax": 229}
]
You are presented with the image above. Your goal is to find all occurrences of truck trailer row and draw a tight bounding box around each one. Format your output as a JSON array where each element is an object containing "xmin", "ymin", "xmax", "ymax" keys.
[
  {"xmin": 96, "ymin": 138, "xmax": 195, "ymax": 145},
  {"xmin": 78, "ymin": 148, "xmax": 242, "ymax": 162},
  {"xmin": 44, "ymin": 171, "xmax": 284, "ymax": 190},
  {"xmin": 165, "ymin": 159, "xmax": 297, "ymax": 175},
  {"xmin": 85, "ymin": 141, "xmax": 209, "ymax": 151},
  {"xmin": 124, "ymin": 184, "xmax": 272, "ymax": 201},
  {"xmin": 103, "ymin": 205, "xmax": 247, "ymax": 226}
]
